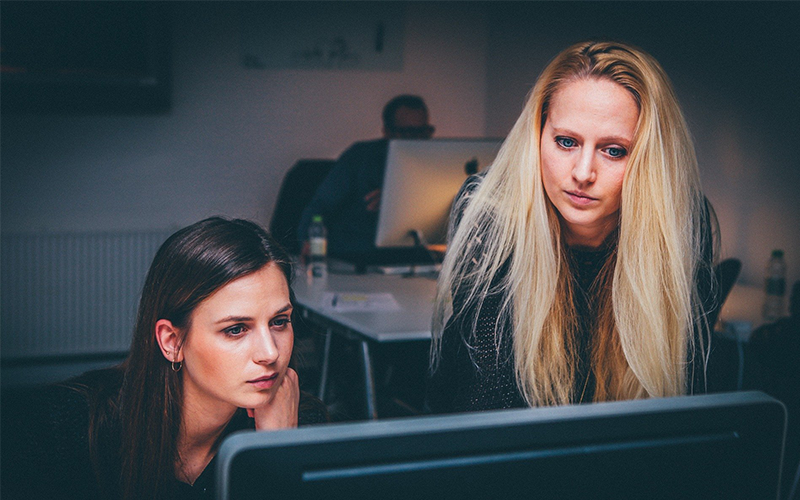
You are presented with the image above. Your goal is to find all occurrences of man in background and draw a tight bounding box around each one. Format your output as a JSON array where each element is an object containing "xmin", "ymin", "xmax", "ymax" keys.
[
  {"xmin": 296, "ymin": 96, "xmax": 435, "ymax": 418},
  {"xmin": 297, "ymin": 95, "xmax": 434, "ymax": 257}
]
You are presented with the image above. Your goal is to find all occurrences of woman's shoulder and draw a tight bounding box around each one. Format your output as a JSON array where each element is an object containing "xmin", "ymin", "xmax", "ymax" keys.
[
  {"xmin": 1, "ymin": 367, "xmax": 123, "ymax": 499},
  {"xmin": 15, "ymin": 367, "xmax": 122, "ymax": 436},
  {"xmin": 61, "ymin": 365, "xmax": 125, "ymax": 395},
  {"xmin": 448, "ymin": 171, "xmax": 487, "ymax": 237},
  {"xmin": 38, "ymin": 367, "xmax": 124, "ymax": 460},
  {"xmin": 456, "ymin": 171, "xmax": 486, "ymax": 201}
]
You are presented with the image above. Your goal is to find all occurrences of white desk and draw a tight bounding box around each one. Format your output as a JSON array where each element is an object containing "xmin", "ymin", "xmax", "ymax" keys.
[{"xmin": 292, "ymin": 269, "xmax": 437, "ymax": 419}]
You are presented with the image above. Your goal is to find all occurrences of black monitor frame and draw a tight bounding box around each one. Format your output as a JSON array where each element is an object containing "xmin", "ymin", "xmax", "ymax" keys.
[{"xmin": 217, "ymin": 391, "xmax": 786, "ymax": 500}]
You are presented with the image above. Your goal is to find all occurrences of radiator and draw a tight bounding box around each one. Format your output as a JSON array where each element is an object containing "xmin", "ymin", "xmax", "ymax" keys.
[{"xmin": 1, "ymin": 230, "xmax": 174, "ymax": 359}]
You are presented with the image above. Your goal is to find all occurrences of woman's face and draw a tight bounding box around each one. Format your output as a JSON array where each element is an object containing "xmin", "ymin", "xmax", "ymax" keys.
[
  {"xmin": 540, "ymin": 77, "xmax": 639, "ymax": 247},
  {"xmin": 178, "ymin": 263, "xmax": 293, "ymax": 416}
]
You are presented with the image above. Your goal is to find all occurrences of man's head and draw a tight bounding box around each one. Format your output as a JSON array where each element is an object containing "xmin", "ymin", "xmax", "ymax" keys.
[{"xmin": 382, "ymin": 95, "xmax": 435, "ymax": 139}]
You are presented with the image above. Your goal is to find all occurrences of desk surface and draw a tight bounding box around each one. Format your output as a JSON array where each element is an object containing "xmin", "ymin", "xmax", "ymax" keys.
[{"xmin": 292, "ymin": 270, "xmax": 437, "ymax": 343}]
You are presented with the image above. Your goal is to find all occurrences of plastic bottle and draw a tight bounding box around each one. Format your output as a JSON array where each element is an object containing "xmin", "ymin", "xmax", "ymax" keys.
[
  {"xmin": 762, "ymin": 249, "xmax": 786, "ymax": 323},
  {"xmin": 307, "ymin": 215, "xmax": 328, "ymax": 282}
]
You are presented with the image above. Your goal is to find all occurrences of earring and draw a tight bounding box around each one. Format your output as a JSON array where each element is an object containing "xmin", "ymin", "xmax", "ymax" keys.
[{"xmin": 171, "ymin": 359, "xmax": 182, "ymax": 372}]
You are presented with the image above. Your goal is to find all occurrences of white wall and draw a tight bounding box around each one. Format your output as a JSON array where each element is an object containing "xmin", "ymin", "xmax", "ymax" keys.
[
  {"xmin": 483, "ymin": 2, "xmax": 800, "ymax": 289},
  {"xmin": 3, "ymin": 1, "xmax": 798, "ymax": 291},
  {"xmin": 1, "ymin": 2, "xmax": 488, "ymax": 233}
]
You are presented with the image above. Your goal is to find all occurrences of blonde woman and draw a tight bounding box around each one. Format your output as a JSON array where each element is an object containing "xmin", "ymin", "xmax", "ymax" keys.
[{"xmin": 428, "ymin": 40, "xmax": 719, "ymax": 413}]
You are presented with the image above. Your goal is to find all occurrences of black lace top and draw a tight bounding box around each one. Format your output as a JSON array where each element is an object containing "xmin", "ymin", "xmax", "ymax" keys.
[
  {"xmin": 426, "ymin": 174, "xmax": 717, "ymax": 414},
  {"xmin": 426, "ymin": 245, "xmax": 611, "ymax": 413}
]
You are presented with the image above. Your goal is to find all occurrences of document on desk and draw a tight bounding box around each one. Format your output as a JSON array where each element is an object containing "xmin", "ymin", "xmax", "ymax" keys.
[{"xmin": 322, "ymin": 292, "xmax": 401, "ymax": 312}]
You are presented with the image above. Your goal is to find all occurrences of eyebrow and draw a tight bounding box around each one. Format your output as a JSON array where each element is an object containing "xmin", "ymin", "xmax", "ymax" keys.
[
  {"xmin": 215, "ymin": 304, "xmax": 293, "ymax": 324},
  {"xmin": 215, "ymin": 316, "xmax": 253, "ymax": 324},
  {"xmin": 273, "ymin": 303, "xmax": 293, "ymax": 315},
  {"xmin": 599, "ymin": 135, "xmax": 633, "ymax": 146}
]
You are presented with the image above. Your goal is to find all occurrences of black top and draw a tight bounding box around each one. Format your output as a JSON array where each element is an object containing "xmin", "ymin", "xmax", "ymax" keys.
[
  {"xmin": 426, "ymin": 245, "xmax": 611, "ymax": 413},
  {"xmin": 1, "ymin": 368, "xmax": 328, "ymax": 500},
  {"xmin": 426, "ymin": 174, "xmax": 718, "ymax": 414}
]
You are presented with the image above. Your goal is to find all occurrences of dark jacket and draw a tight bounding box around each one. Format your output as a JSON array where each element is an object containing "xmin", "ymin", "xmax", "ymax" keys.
[{"xmin": 297, "ymin": 139, "xmax": 388, "ymax": 255}]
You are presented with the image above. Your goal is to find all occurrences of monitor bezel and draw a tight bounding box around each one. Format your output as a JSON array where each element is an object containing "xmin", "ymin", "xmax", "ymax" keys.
[{"xmin": 217, "ymin": 391, "xmax": 786, "ymax": 500}]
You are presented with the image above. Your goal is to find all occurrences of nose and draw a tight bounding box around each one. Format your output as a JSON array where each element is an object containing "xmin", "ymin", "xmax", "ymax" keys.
[
  {"xmin": 253, "ymin": 328, "xmax": 280, "ymax": 365},
  {"xmin": 572, "ymin": 149, "xmax": 596, "ymax": 185}
]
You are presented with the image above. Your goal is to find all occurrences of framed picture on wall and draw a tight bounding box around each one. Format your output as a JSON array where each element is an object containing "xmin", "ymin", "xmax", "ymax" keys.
[{"xmin": 240, "ymin": 3, "xmax": 404, "ymax": 71}]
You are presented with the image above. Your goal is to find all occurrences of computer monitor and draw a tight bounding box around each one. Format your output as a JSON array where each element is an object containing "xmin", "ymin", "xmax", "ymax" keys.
[
  {"xmin": 374, "ymin": 138, "xmax": 502, "ymax": 248},
  {"xmin": 217, "ymin": 391, "xmax": 786, "ymax": 500}
]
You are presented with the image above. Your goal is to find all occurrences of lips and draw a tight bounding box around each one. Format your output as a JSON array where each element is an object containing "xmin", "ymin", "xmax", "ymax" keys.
[
  {"xmin": 247, "ymin": 373, "xmax": 278, "ymax": 389},
  {"xmin": 565, "ymin": 190, "xmax": 598, "ymax": 205}
]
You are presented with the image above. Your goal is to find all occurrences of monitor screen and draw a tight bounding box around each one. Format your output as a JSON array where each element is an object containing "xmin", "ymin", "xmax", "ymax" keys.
[
  {"xmin": 217, "ymin": 391, "xmax": 786, "ymax": 500},
  {"xmin": 374, "ymin": 138, "xmax": 502, "ymax": 248}
]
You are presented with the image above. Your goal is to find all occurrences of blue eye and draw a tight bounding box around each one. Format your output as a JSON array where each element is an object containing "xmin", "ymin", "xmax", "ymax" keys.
[
  {"xmin": 223, "ymin": 324, "xmax": 247, "ymax": 337},
  {"xmin": 555, "ymin": 137, "xmax": 576, "ymax": 149},
  {"xmin": 604, "ymin": 147, "xmax": 627, "ymax": 158},
  {"xmin": 271, "ymin": 316, "xmax": 292, "ymax": 330}
]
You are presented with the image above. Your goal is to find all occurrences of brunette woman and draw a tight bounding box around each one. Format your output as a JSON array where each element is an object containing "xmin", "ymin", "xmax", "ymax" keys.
[{"xmin": 4, "ymin": 217, "xmax": 326, "ymax": 499}]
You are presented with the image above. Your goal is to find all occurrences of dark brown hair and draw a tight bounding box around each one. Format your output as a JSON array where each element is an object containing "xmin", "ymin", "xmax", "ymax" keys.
[
  {"xmin": 382, "ymin": 94, "xmax": 428, "ymax": 131},
  {"xmin": 92, "ymin": 217, "xmax": 292, "ymax": 499}
]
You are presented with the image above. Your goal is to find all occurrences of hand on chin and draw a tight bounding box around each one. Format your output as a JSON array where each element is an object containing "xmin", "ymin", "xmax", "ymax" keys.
[{"xmin": 246, "ymin": 368, "xmax": 300, "ymax": 431}]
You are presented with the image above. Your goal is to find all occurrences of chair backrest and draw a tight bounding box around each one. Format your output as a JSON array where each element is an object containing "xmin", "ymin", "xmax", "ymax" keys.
[
  {"xmin": 709, "ymin": 258, "xmax": 743, "ymax": 329},
  {"xmin": 269, "ymin": 159, "xmax": 335, "ymax": 254}
]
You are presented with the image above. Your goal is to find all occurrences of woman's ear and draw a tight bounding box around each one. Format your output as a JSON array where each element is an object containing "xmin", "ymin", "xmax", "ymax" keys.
[{"xmin": 155, "ymin": 319, "xmax": 183, "ymax": 363}]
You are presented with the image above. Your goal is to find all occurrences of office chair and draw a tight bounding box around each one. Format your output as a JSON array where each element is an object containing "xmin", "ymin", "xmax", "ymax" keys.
[
  {"xmin": 703, "ymin": 258, "xmax": 743, "ymax": 394},
  {"xmin": 269, "ymin": 159, "xmax": 335, "ymax": 255},
  {"xmin": 709, "ymin": 258, "xmax": 742, "ymax": 329},
  {"xmin": 269, "ymin": 159, "xmax": 335, "ymax": 385}
]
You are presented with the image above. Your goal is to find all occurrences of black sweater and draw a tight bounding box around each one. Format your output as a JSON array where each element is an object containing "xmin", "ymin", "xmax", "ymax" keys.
[
  {"xmin": 427, "ymin": 174, "xmax": 718, "ymax": 414},
  {"xmin": 427, "ymin": 245, "xmax": 612, "ymax": 413},
  {"xmin": 1, "ymin": 368, "xmax": 327, "ymax": 500}
]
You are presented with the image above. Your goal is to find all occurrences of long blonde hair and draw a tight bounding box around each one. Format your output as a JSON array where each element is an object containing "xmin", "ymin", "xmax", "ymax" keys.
[{"xmin": 432, "ymin": 40, "xmax": 714, "ymax": 407}]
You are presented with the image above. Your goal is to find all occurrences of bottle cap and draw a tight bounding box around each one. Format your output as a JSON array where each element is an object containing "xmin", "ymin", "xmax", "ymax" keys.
[
  {"xmin": 312, "ymin": 215, "xmax": 323, "ymax": 223},
  {"xmin": 771, "ymin": 249, "xmax": 784, "ymax": 258}
]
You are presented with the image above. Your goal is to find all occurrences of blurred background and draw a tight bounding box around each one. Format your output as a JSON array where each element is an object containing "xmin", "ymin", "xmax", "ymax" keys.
[{"xmin": 2, "ymin": 0, "xmax": 798, "ymax": 383}]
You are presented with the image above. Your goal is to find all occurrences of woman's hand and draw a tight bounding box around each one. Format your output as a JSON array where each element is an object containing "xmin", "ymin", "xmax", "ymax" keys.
[{"xmin": 247, "ymin": 368, "xmax": 300, "ymax": 431}]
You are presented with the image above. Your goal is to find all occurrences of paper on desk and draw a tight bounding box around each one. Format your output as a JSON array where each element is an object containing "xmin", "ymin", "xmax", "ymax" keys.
[{"xmin": 322, "ymin": 292, "xmax": 401, "ymax": 312}]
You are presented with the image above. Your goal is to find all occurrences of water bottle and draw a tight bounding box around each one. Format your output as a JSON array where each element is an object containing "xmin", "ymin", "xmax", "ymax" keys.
[
  {"xmin": 307, "ymin": 215, "xmax": 328, "ymax": 282},
  {"xmin": 762, "ymin": 249, "xmax": 786, "ymax": 323}
]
